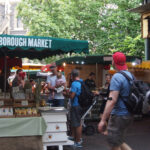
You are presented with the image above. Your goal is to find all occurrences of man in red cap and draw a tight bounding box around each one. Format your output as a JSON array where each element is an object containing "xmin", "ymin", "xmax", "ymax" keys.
[{"xmin": 98, "ymin": 52, "xmax": 133, "ymax": 150}]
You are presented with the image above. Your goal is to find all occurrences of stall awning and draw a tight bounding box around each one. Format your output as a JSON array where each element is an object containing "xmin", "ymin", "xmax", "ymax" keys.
[
  {"xmin": 128, "ymin": 3, "xmax": 150, "ymax": 13},
  {"xmin": 0, "ymin": 34, "xmax": 89, "ymax": 59},
  {"xmin": 56, "ymin": 55, "xmax": 141, "ymax": 65}
]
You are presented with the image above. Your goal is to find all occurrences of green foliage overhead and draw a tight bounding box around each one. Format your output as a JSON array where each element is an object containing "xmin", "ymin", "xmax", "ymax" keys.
[{"xmin": 17, "ymin": 0, "xmax": 144, "ymax": 62}]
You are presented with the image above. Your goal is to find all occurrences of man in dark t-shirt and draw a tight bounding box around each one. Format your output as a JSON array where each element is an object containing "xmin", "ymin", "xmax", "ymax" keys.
[{"xmin": 84, "ymin": 72, "xmax": 96, "ymax": 91}]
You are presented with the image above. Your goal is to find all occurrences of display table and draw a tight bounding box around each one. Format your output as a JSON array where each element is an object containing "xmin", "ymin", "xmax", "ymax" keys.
[
  {"xmin": 0, "ymin": 117, "xmax": 47, "ymax": 150},
  {"xmin": 0, "ymin": 117, "xmax": 46, "ymax": 137},
  {"xmin": 41, "ymin": 108, "xmax": 74, "ymax": 150}
]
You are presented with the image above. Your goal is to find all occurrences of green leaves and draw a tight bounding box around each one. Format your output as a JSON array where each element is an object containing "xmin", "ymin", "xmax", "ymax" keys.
[{"xmin": 17, "ymin": 0, "xmax": 144, "ymax": 61}]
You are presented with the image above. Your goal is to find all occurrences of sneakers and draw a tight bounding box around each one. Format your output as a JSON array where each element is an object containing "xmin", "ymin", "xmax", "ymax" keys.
[
  {"xmin": 73, "ymin": 142, "xmax": 83, "ymax": 148},
  {"xmin": 68, "ymin": 137, "xmax": 83, "ymax": 143},
  {"xmin": 78, "ymin": 138, "xmax": 83, "ymax": 144}
]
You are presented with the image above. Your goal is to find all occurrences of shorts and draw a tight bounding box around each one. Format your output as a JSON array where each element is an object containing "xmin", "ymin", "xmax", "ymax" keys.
[
  {"xmin": 70, "ymin": 106, "xmax": 82, "ymax": 127},
  {"xmin": 107, "ymin": 115, "xmax": 133, "ymax": 147}
]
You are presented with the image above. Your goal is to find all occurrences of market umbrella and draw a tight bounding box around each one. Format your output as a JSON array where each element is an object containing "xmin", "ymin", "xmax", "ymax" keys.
[
  {"xmin": 0, "ymin": 34, "xmax": 89, "ymax": 92},
  {"xmin": 0, "ymin": 34, "xmax": 89, "ymax": 59}
]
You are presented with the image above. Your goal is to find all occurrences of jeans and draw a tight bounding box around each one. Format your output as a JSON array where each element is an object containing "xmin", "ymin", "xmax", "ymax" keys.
[{"xmin": 52, "ymin": 99, "xmax": 64, "ymax": 107}]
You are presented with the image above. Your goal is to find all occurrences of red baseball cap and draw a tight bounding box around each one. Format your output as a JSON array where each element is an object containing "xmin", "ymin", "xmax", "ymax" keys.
[{"xmin": 112, "ymin": 52, "xmax": 127, "ymax": 70}]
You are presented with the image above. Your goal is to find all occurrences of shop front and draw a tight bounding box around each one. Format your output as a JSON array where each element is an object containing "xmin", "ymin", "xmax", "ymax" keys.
[
  {"xmin": 56, "ymin": 55, "xmax": 140, "ymax": 88},
  {"xmin": 0, "ymin": 34, "xmax": 89, "ymax": 150}
]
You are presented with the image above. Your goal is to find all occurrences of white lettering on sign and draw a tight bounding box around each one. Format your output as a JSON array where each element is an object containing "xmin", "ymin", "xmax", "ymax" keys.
[
  {"xmin": 49, "ymin": 40, "xmax": 52, "ymax": 48},
  {"xmin": 0, "ymin": 37, "xmax": 27, "ymax": 47},
  {"xmin": 28, "ymin": 38, "xmax": 52, "ymax": 48},
  {"xmin": 0, "ymin": 37, "xmax": 52, "ymax": 48},
  {"xmin": 28, "ymin": 38, "xmax": 34, "ymax": 47}
]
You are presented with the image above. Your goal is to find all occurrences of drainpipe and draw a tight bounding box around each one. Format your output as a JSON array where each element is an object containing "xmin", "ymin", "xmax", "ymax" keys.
[{"xmin": 145, "ymin": 39, "xmax": 150, "ymax": 60}]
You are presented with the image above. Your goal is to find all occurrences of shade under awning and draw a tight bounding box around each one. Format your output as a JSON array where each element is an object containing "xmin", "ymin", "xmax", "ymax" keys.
[
  {"xmin": 0, "ymin": 34, "xmax": 89, "ymax": 59},
  {"xmin": 56, "ymin": 55, "xmax": 141, "ymax": 66}
]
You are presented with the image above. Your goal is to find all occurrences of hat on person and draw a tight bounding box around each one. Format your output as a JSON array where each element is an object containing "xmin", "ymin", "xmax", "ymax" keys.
[
  {"xmin": 49, "ymin": 62, "xmax": 56, "ymax": 69},
  {"xmin": 112, "ymin": 52, "xmax": 127, "ymax": 70}
]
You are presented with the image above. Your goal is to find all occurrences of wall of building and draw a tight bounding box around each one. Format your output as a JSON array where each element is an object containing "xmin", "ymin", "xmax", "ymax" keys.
[{"xmin": 0, "ymin": 0, "xmax": 26, "ymax": 35}]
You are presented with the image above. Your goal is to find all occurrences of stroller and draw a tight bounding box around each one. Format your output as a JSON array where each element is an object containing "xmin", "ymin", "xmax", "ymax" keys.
[{"xmin": 81, "ymin": 95, "xmax": 99, "ymax": 136}]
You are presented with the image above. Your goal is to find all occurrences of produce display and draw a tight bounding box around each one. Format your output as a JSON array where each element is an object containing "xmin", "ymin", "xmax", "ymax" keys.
[
  {"xmin": 15, "ymin": 107, "xmax": 38, "ymax": 116},
  {"xmin": 0, "ymin": 86, "xmax": 39, "ymax": 118}
]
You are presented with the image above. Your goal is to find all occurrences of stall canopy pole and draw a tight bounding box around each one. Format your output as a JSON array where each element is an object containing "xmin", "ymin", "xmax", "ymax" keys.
[
  {"xmin": 96, "ymin": 63, "xmax": 98, "ymax": 88},
  {"xmin": 4, "ymin": 54, "xmax": 7, "ymax": 93}
]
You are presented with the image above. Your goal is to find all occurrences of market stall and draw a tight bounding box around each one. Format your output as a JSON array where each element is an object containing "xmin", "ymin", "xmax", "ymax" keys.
[
  {"xmin": 56, "ymin": 55, "xmax": 140, "ymax": 88},
  {"xmin": 11, "ymin": 63, "xmax": 45, "ymax": 80},
  {"xmin": 127, "ymin": 61, "xmax": 150, "ymax": 84},
  {"xmin": 0, "ymin": 34, "xmax": 89, "ymax": 150},
  {"xmin": 56, "ymin": 55, "xmax": 141, "ymax": 121}
]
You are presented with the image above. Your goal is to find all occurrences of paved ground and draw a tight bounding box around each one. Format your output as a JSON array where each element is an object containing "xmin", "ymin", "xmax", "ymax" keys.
[{"xmin": 48, "ymin": 116, "xmax": 150, "ymax": 150}]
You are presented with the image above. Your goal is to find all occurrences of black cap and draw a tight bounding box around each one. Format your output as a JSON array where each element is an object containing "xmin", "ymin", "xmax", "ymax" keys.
[
  {"xmin": 89, "ymin": 72, "xmax": 95, "ymax": 76},
  {"xmin": 71, "ymin": 69, "xmax": 79, "ymax": 77}
]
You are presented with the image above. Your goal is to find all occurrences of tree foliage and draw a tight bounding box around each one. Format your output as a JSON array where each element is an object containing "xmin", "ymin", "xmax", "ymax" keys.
[{"xmin": 17, "ymin": 0, "xmax": 144, "ymax": 62}]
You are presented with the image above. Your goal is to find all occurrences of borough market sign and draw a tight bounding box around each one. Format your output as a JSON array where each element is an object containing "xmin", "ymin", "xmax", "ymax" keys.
[
  {"xmin": 0, "ymin": 34, "xmax": 89, "ymax": 59},
  {"xmin": 0, "ymin": 36, "xmax": 52, "ymax": 48}
]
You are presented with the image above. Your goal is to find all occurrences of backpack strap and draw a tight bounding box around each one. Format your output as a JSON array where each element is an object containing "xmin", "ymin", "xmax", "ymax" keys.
[
  {"xmin": 117, "ymin": 71, "xmax": 133, "ymax": 107},
  {"xmin": 118, "ymin": 71, "xmax": 134, "ymax": 82}
]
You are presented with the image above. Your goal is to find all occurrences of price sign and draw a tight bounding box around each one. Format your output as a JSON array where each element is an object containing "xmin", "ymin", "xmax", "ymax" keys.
[
  {"xmin": 13, "ymin": 86, "xmax": 19, "ymax": 93},
  {"xmin": 0, "ymin": 101, "xmax": 4, "ymax": 106},
  {"xmin": 0, "ymin": 93, "xmax": 4, "ymax": 99},
  {"xmin": 21, "ymin": 100, "xmax": 28, "ymax": 106},
  {"xmin": 5, "ymin": 93, "xmax": 10, "ymax": 99}
]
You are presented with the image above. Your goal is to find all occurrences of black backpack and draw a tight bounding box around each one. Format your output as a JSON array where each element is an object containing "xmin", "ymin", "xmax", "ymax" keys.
[
  {"xmin": 119, "ymin": 71, "xmax": 150, "ymax": 114},
  {"xmin": 75, "ymin": 80, "xmax": 94, "ymax": 109}
]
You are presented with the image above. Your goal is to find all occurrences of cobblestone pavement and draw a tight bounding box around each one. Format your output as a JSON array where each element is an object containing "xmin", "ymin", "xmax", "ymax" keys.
[{"xmin": 48, "ymin": 116, "xmax": 150, "ymax": 150}]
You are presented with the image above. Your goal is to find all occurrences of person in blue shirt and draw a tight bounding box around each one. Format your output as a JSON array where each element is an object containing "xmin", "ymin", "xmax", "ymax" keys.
[
  {"xmin": 69, "ymin": 69, "xmax": 83, "ymax": 148},
  {"xmin": 98, "ymin": 52, "xmax": 133, "ymax": 150}
]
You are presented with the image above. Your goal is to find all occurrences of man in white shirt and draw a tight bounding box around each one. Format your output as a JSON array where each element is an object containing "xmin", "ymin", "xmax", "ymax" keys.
[{"xmin": 46, "ymin": 63, "xmax": 66, "ymax": 107}]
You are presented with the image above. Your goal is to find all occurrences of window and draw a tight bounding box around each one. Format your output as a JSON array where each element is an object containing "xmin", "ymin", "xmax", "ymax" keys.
[{"xmin": 16, "ymin": 17, "xmax": 23, "ymax": 29}]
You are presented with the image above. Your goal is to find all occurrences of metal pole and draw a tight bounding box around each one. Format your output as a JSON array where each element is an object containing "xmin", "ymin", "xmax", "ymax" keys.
[
  {"xmin": 4, "ymin": 54, "xmax": 7, "ymax": 93},
  {"xmin": 96, "ymin": 63, "xmax": 98, "ymax": 88},
  {"xmin": 145, "ymin": 38, "xmax": 150, "ymax": 60}
]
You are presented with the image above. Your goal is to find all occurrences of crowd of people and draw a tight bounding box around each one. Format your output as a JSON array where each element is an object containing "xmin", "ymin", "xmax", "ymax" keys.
[
  {"xmin": 39, "ymin": 52, "xmax": 133, "ymax": 150},
  {"xmin": 0, "ymin": 52, "xmax": 135, "ymax": 150}
]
